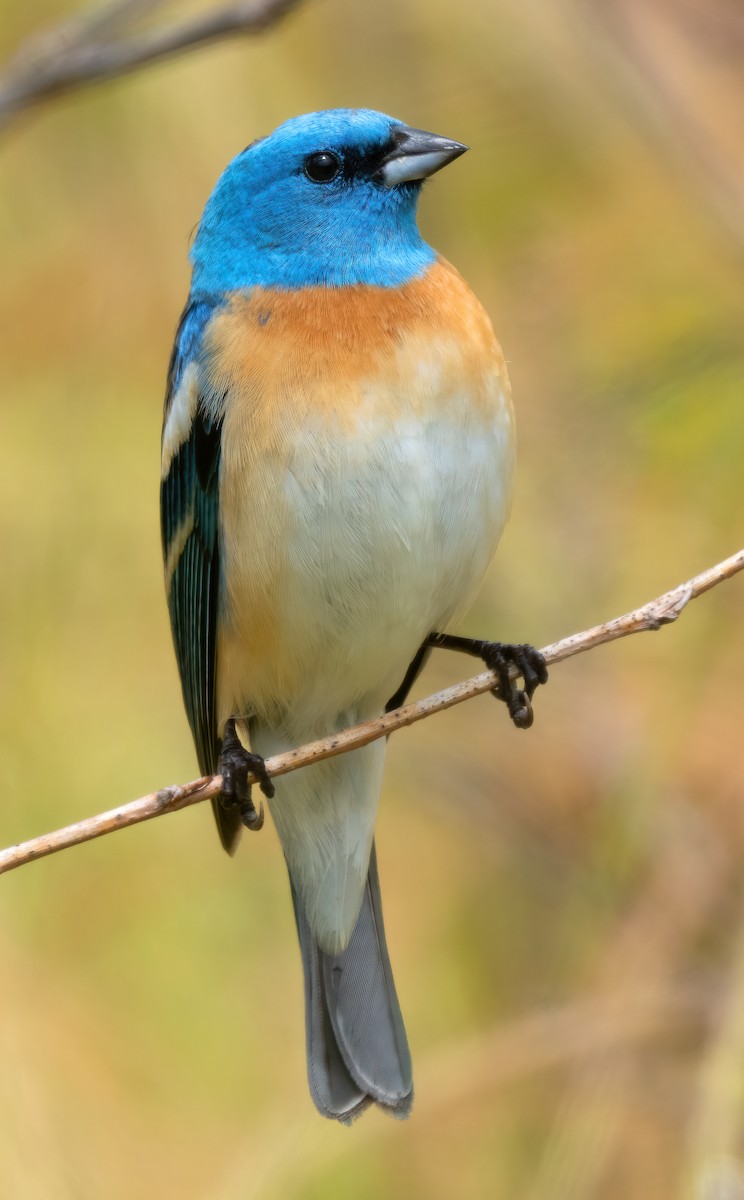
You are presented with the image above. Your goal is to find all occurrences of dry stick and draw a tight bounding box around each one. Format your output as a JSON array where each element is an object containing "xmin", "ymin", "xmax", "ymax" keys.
[
  {"xmin": 0, "ymin": 0, "xmax": 303, "ymax": 127},
  {"xmin": 1, "ymin": 547, "xmax": 742, "ymax": 877}
]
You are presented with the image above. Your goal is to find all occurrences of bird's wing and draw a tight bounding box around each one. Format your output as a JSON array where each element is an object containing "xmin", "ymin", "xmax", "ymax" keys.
[{"xmin": 160, "ymin": 298, "xmax": 240, "ymax": 848}]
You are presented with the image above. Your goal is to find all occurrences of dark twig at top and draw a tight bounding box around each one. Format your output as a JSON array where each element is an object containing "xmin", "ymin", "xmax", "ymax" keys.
[{"xmin": 0, "ymin": 0, "xmax": 303, "ymax": 129}]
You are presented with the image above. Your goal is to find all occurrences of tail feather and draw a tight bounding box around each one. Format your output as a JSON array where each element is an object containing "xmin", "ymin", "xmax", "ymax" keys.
[{"xmin": 291, "ymin": 844, "xmax": 413, "ymax": 1123}]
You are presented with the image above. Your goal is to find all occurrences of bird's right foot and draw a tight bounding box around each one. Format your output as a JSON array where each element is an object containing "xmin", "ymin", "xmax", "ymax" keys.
[{"xmin": 218, "ymin": 718, "xmax": 274, "ymax": 832}]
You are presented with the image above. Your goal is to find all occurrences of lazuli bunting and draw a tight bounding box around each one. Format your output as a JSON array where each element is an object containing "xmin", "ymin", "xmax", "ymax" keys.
[{"xmin": 161, "ymin": 109, "xmax": 546, "ymax": 1123}]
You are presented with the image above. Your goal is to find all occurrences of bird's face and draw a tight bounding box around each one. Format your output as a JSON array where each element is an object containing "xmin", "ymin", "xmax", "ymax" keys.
[{"xmin": 190, "ymin": 109, "xmax": 467, "ymax": 292}]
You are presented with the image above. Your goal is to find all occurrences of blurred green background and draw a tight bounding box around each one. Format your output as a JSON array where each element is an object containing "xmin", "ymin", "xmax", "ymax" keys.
[{"xmin": 1, "ymin": 1, "xmax": 743, "ymax": 1196}]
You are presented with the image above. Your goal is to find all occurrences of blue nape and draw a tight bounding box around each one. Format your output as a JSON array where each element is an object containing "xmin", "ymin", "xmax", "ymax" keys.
[{"xmin": 189, "ymin": 109, "xmax": 436, "ymax": 293}]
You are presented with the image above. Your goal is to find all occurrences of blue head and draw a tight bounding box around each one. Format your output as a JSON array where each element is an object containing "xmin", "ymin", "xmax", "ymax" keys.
[{"xmin": 189, "ymin": 109, "xmax": 467, "ymax": 293}]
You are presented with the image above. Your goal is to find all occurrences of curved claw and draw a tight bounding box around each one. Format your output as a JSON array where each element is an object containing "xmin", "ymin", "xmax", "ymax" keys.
[
  {"xmin": 509, "ymin": 691, "xmax": 534, "ymax": 729},
  {"xmin": 517, "ymin": 645, "xmax": 548, "ymax": 701},
  {"xmin": 252, "ymin": 762, "xmax": 275, "ymax": 801},
  {"xmin": 240, "ymin": 799, "xmax": 265, "ymax": 832}
]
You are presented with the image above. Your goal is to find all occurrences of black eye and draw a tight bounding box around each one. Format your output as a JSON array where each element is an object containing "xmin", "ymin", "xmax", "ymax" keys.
[{"xmin": 304, "ymin": 151, "xmax": 341, "ymax": 183}]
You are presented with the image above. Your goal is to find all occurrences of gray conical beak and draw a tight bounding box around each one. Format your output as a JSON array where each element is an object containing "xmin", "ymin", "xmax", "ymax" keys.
[{"xmin": 378, "ymin": 125, "xmax": 468, "ymax": 188}]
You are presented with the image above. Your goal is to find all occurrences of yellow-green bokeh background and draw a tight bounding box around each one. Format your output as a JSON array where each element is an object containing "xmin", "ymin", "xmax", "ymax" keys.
[{"xmin": 1, "ymin": 2, "xmax": 743, "ymax": 1196}]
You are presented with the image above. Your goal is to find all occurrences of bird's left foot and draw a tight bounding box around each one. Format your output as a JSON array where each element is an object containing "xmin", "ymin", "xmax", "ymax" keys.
[
  {"xmin": 218, "ymin": 718, "xmax": 275, "ymax": 831},
  {"xmin": 478, "ymin": 641, "xmax": 548, "ymax": 729},
  {"xmin": 427, "ymin": 634, "xmax": 548, "ymax": 729}
]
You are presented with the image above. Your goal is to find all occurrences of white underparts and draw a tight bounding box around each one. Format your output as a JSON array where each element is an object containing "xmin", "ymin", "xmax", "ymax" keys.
[{"xmin": 218, "ymin": 385, "xmax": 514, "ymax": 951}]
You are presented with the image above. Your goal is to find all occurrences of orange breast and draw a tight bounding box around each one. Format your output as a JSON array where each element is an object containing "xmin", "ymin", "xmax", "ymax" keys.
[
  {"xmin": 204, "ymin": 257, "xmax": 508, "ymax": 432},
  {"xmin": 206, "ymin": 258, "xmax": 514, "ymax": 727}
]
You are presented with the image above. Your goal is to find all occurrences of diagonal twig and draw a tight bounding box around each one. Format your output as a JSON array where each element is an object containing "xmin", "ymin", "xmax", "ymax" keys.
[
  {"xmin": 0, "ymin": 0, "xmax": 303, "ymax": 129},
  {"xmin": 0, "ymin": 547, "xmax": 742, "ymax": 877}
]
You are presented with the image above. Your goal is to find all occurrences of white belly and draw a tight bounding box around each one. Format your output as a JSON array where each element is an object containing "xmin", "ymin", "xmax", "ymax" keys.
[{"xmin": 219, "ymin": 388, "xmax": 514, "ymax": 738}]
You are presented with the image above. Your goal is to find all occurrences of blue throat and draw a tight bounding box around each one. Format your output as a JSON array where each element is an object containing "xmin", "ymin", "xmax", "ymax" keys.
[{"xmin": 190, "ymin": 182, "xmax": 435, "ymax": 292}]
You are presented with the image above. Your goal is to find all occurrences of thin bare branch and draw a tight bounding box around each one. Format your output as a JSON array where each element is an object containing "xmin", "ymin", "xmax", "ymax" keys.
[
  {"xmin": 1, "ymin": 547, "xmax": 741, "ymax": 877},
  {"xmin": 0, "ymin": 0, "xmax": 303, "ymax": 128}
]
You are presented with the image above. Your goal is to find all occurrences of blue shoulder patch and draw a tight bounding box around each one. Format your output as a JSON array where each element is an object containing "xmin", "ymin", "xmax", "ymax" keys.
[{"xmin": 163, "ymin": 296, "xmax": 216, "ymax": 416}]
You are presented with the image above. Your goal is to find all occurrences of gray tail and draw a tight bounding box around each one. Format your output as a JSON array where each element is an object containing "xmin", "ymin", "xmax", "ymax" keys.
[{"xmin": 291, "ymin": 843, "xmax": 413, "ymax": 1124}]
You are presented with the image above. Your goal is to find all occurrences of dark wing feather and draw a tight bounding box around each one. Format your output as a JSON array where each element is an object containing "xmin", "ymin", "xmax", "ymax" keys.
[{"xmin": 160, "ymin": 299, "xmax": 241, "ymax": 852}]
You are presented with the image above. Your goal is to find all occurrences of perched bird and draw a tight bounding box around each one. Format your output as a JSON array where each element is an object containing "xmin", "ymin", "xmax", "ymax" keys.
[{"xmin": 160, "ymin": 108, "xmax": 546, "ymax": 1123}]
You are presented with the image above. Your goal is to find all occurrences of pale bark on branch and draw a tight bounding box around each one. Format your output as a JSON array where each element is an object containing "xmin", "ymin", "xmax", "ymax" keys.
[
  {"xmin": 0, "ymin": 547, "xmax": 742, "ymax": 878},
  {"xmin": 0, "ymin": 0, "xmax": 303, "ymax": 129}
]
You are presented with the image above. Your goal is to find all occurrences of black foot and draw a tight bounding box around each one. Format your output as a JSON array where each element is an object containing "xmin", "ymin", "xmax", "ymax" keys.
[
  {"xmin": 218, "ymin": 718, "xmax": 275, "ymax": 832},
  {"xmin": 427, "ymin": 634, "xmax": 548, "ymax": 729},
  {"xmin": 479, "ymin": 641, "xmax": 548, "ymax": 729}
]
